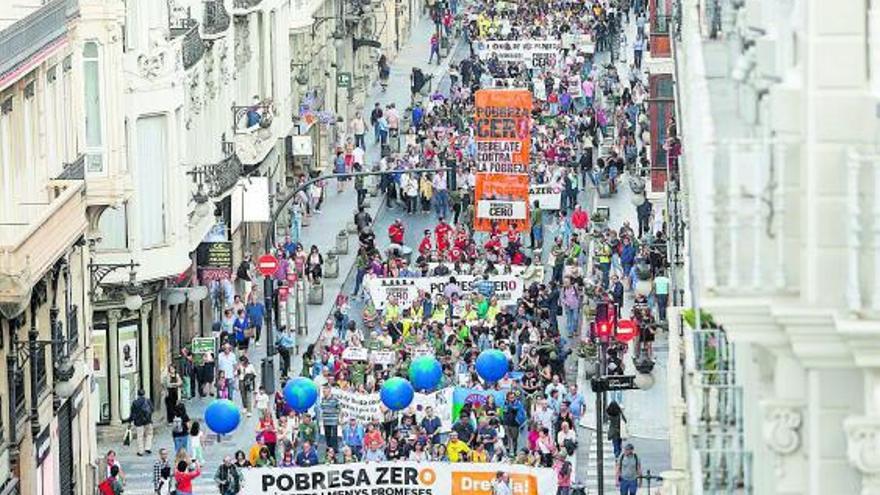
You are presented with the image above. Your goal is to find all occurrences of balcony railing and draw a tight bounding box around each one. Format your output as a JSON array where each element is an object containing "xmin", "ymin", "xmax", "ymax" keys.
[
  {"xmin": 203, "ymin": 0, "xmax": 231, "ymax": 36},
  {"xmin": 169, "ymin": 13, "xmax": 197, "ymax": 38},
  {"xmin": 233, "ymin": 0, "xmax": 264, "ymax": 9},
  {"xmin": 189, "ymin": 153, "xmax": 243, "ymax": 197},
  {"xmin": 232, "ymin": 103, "xmax": 275, "ymax": 133},
  {"xmin": 181, "ymin": 24, "xmax": 207, "ymax": 70},
  {"xmin": 652, "ymin": 14, "xmax": 671, "ymax": 35}
]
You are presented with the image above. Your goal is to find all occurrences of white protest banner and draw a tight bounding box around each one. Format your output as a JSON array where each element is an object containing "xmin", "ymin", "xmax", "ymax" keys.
[
  {"xmin": 370, "ymin": 350, "xmax": 396, "ymax": 366},
  {"xmin": 561, "ymin": 33, "xmax": 595, "ymax": 53},
  {"xmin": 529, "ymin": 184, "xmax": 562, "ymax": 210},
  {"xmin": 330, "ymin": 388, "xmax": 384, "ymax": 424},
  {"xmin": 342, "ymin": 347, "xmax": 369, "ymax": 361},
  {"xmin": 244, "ymin": 461, "xmax": 559, "ymax": 495},
  {"xmin": 365, "ymin": 277, "xmax": 420, "ymax": 309},
  {"xmin": 330, "ymin": 388, "xmax": 451, "ymax": 427},
  {"xmin": 477, "ymin": 39, "xmax": 561, "ymax": 68},
  {"xmin": 476, "ymin": 200, "xmax": 527, "ymax": 220},
  {"xmin": 366, "ymin": 274, "xmax": 524, "ymax": 310},
  {"xmin": 569, "ymin": 75, "xmax": 583, "ymax": 98}
]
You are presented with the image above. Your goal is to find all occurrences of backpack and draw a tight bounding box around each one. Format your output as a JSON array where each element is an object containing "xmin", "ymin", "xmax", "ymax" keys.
[
  {"xmin": 98, "ymin": 478, "xmax": 115, "ymax": 495},
  {"xmin": 173, "ymin": 416, "xmax": 185, "ymax": 434}
]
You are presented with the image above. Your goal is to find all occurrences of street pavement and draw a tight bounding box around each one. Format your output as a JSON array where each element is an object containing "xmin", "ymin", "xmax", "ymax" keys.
[{"xmin": 96, "ymin": 14, "xmax": 449, "ymax": 495}]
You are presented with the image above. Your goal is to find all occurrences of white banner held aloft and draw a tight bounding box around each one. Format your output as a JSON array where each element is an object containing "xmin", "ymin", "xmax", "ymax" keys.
[
  {"xmin": 529, "ymin": 184, "xmax": 562, "ymax": 210},
  {"xmin": 342, "ymin": 347, "xmax": 369, "ymax": 361},
  {"xmin": 365, "ymin": 274, "xmax": 524, "ymax": 309},
  {"xmin": 476, "ymin": 200, "xmax": 527, "ymax": 220},
  {"xmin": 243, "ymin": 461, "xmax": 559, "ymax": 495},
  {"xmin": 329, "ymin": 388, "xmax": 451, "ymax": 431}
]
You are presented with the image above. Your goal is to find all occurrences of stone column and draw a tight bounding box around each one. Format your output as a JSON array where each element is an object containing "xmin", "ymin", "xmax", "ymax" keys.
[
  {"xmin": 107, "ymin": 309, "xmax": 122, "ymax": 425},
  {"xmin": 140, "ymin": 306, "xmax": 152, "ymax": 400},
  {"xmin": 844, "ymin": 416, "xmax": 880, "ymax": 495}
]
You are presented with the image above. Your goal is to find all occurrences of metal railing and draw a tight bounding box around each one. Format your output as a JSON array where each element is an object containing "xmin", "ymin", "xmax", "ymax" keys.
[
  {"xmin": 233, "ymin": 0, "xmax": 263, "ymax": 8},
  {"xmin": 232, "ymin": 103, "xmax": 274, "ymax": 132},
  {"xmin": 181, "ymin": 23, "xmax": 207, "ymax": 69},
  {"xmin": 188, "ymin": 153, "xmax": 243, "ymax": 197},
  {"xmin": 652, "ymin": 14, "xmax": 672, "ymax": 35},
  {"xmin": 689, "ymin": 327, "xmax": 753, "ymax": 494},
  {"xmin": 203, "ymin": 0, "xmax": 231, "ymax": 35},
  {"xmin": 0, "ymin": 0, "xmax": 75, "ymax": 77}
]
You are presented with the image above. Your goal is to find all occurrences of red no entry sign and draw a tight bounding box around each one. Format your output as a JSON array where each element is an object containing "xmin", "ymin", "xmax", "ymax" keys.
[
  {"xmin": 615, "ymin": 319, "xmax": 639, "ymax": 343},
  {"xmin": 257, "ymin": 254, "xmax": 279, "ymax": 276}
]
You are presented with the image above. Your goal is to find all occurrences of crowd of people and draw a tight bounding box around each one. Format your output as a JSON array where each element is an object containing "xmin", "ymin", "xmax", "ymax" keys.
[{"xmin": 102, "ymin": 1, "xmax": 676, "ymax": 494}]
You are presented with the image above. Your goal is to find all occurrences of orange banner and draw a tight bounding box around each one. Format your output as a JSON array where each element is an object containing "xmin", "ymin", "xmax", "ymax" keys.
[{"xmin": 473, "ymin": 89, "xmax": 533, "ymax": 232}]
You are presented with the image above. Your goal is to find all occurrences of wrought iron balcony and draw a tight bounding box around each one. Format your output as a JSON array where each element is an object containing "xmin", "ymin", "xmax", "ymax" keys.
[
  {"xmin": 188, "ymin": 153, "xmax": 244, "ymax": 198},
  {"xmin": 651, "ymin": 14, "xmax": 671, "ymax": 35},
  {"xmin": 181, "ymin": 23, "xmax": 207, "ymax": 70},
  {"xmin": 203, "ymin": 0, "xmax": 231, "ymax": 36},
  {"xmin": 232, "ymin": 102, "xmax": 275, "ymax": 133},
  {"xmin": 169, "ymin": 14, "xmax": 197, "ymax": 38}
]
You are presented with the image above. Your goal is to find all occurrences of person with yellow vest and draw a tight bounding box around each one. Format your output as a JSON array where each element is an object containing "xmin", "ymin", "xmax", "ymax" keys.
[
  {"xmin": 595, "ymin": 240, "xmax": 612, "ymax": 287},
  {"xmin": 446, "ymin": 431, "xmax": 471, "ymax": 462}
]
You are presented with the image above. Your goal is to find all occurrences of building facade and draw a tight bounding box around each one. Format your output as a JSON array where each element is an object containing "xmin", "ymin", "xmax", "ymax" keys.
[{"xmin": 670, "ymin": 0, "xmax": 880, "ymax": 493}]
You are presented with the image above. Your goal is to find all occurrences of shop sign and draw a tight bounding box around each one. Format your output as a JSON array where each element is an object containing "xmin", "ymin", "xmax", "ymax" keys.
[
  {"xmin": 336, "ymin": 72, "xmax": 352, "ymax": 88},
  {"xmin": 191, "ymin": 337, "xmax": 216, "ymax": 365},
  {"xmin": 197, "ymin": 242, "xmax": 233, "ymax": 269}
]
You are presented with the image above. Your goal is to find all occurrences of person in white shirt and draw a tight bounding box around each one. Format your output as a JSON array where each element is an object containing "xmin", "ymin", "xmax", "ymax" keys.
[
  {"xmin": 216, "ymin": 344, "xmax": 237, "ymax": 400},
  {"xmin": 350, "ymin": 115, "xmax": 366, "ymax": 149}
]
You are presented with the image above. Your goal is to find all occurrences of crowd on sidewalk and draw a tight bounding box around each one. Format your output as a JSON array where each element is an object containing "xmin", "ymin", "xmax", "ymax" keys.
[{"xmin": 98, "ymin": 1, "xmax": 677, "ymax": 494}]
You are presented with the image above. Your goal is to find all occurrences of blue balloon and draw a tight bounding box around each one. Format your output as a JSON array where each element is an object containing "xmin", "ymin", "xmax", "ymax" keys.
[
  {"xmin": 204, "ymin": 399, "xmax": 241, "ymax": 435},
  {"xmin": 409, "ymin": 356, "xmax": 443, "ymax": 391},
  {"xmin": 476, "ymin": 349, "xmax": 509, "ymax": 382},
  {"xmin": 284, "ymin": 377, "xmax": 319, "ymax": 413},
  {"xmin": 380, "ymin": 377, "xmax": 415, "ymax": 411}
]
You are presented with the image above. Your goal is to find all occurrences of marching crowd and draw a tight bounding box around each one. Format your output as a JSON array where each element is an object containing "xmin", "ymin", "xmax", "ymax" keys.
[{"xmin": 101, "ymin": 1, "xmax": 675, "ymax": 494}]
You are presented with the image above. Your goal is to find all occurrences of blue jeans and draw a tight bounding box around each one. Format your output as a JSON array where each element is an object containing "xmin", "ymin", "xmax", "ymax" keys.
[
  {"xmin": 565, "ymin": 306, "xmax": 579, "ymax": 336},
  {"xmin": 612, "ymin": 438, "xmax": 622, "ymax": 458},
  {"xmin": 173, "ymin": 435, "xmax": 189, "ymax": 456},
  {"xmin": 433, "ymin": 190, "xmax": 449, "ymax": 218},
  {"xmin": 619, "ymin": 478, "xmax": 637, "ymax": 495},
  {"xmin": 353, "ymin": 268, "xmax": 366, "ymax": 297}
]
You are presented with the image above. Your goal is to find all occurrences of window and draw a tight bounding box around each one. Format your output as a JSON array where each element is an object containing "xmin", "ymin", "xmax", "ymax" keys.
[
  {"xmin": 83, "ymin": 41, "xmax": 104, "ymax": 174},
  {"xmin": 0, "ymin": 100, "xmax": 12, "ymax": 222},
  {"xmin": 136, "ymin": 115, "xmax": 167, "ymax": 247},
  {"xmin": 97, "ymin": 203, "xmax": 129, "ymax": 250}
]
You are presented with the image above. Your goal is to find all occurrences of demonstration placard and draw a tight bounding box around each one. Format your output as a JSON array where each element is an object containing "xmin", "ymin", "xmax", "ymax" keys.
[
  {"xmin": 330, "ymin": 388, "xmax": 452, "ymax": 432},
  {"xmin": 244, "ymin": 461, "xmax": 558, "ymax": 495},
  {"xmin": 364, "ymin": 274, "xmax": 524, "ymax": 309},
  {"xmin": 477, "ymin": 39, "xmax": 561, "ymax": 68},
  {"xmin": 528, "ymin": 184, "xmax": 562, "ymax": 210}
]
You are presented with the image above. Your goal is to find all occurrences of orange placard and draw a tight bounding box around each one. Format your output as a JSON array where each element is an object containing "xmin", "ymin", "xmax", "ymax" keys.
[
  {"xmin": 473, "ymin": 89, "xmax": 533, "ymax": 232},
  {"xmin": 451, "ymin": 470, "xmax": 539, "ymax": 495},
  {"xmin": 474, "ymin": 173, "xmax": 529, "ymax": 232}
]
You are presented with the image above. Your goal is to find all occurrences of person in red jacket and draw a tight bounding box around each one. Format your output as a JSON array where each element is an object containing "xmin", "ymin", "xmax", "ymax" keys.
[
  {"xmin": 484, "ymin": 235, "xmax": 503, "ymax": 259},
  {"xmin": 388, "ymin": 219, "xmax": 405, "ymax": 245},
  {"xmin": 418, "ymin": 230, "xmax": 433, "ymax": 256},
  {"xmin": 435, "ymin": 218, "xmax": 452, "ymax": 253},
  {"xmin": 571, "ymin": 205, "xmax": 589, "ymax": 232},
  {"xmin": 454, "ymin": 228, "xmax": 470, "ymax": 251},
  {"xmin": 174, "ymin": 460, "xmax": 201, "ymax": 495}
]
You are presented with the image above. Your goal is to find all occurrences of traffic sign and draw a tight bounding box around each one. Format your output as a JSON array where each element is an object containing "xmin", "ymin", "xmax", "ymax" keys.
[
  {"xmin": 257, "ymin": 254, "xmax": 279, "ymax": 276},
  {"xmin": 590, "ymin": 375, "xmax": 638, "ymax": 393},
  {"xmin": 615, "ymin": 319, "xmax": 639, "ymax": 343}
]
